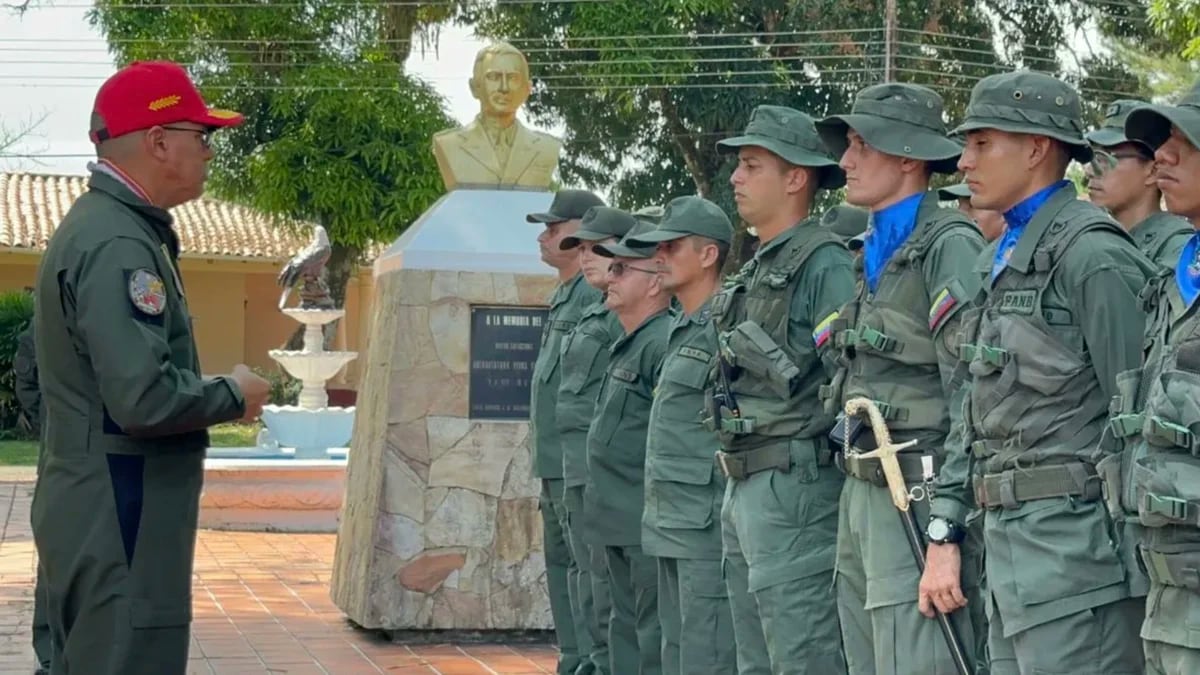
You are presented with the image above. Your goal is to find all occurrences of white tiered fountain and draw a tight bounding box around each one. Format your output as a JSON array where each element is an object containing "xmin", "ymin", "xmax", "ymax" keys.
[
  {"xmin": 199, "ymin": 306, "xmax": 358, "ymax": 533},
  {"xmin": 262, "ymin": 308, "xmax": 358, "ymax": 458}
]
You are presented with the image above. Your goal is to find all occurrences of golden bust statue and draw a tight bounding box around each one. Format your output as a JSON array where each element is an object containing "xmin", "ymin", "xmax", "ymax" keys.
[{"xmin": 432, "ymin": 41, "xmax": 562, "ymax": 191}]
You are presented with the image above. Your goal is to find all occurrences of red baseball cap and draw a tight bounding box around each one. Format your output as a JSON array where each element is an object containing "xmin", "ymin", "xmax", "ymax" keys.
[{"xmin": 89, "ymin": 60, "xmax": 244, "ymax": 143}]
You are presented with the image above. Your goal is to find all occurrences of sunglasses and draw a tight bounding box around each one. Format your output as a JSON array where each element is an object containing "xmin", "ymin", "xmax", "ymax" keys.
[
  {"xmin": 608, "ymin": 261, "xmax": 659, "ymax": 278},
  {"xmin": 1089, "ymin": 148, "xmax": 1149, "ymax": 175},
  {"xmin": 162, "ymin": 125, "xmax": 213, "ymax": 149}
]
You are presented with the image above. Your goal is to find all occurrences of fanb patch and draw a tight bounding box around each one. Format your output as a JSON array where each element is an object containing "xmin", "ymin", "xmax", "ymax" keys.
[
  {"xmin": 928, "ymin": 288, "xmax": 958, "ymax": 331},
  {"xmin": 128, "ymin": 268, "xmax": 166, "ymax": 316}
]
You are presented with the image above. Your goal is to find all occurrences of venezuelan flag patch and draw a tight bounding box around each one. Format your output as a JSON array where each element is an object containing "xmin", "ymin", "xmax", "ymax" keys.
[
  {"xmin": 928, "ymin": 287, "xmax": 957, "ymax": 331},
  {"xmin": 812, "ymin": 311, "xmax": 838, "ymax": 348}
]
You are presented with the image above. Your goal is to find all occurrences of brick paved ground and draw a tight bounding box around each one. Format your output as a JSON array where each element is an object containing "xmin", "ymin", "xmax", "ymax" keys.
[{"xmin": 0, "ymin": 479, "xmax": 560, "ymax": 674}]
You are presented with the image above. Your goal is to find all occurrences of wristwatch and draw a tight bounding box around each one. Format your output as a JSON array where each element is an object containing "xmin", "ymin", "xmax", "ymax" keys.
[{"xmin": 926, "ymin": 517, "xmax": 966, "ymax": 545}]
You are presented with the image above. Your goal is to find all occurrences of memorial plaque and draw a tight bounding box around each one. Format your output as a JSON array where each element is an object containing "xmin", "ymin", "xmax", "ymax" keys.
[{"xmin": 469, "ymin": 305, "xmax": 549, "ymax": 420}]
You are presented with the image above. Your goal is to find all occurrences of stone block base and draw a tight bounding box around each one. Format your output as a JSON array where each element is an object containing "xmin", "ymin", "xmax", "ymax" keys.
[{"xmin": 199, "ymin": 459, "xmax": 346, "ymax": 533}]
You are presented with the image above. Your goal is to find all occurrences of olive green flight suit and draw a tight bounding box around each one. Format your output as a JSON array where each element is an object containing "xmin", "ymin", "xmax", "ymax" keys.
[
  {"xmin": 1131, "ymin": 212, "xmax": 1192, "ymax": 272},
  {"xmin": 559, "ymin": 299, "xmax": 622, "ymax": 675},
  {"xmin": 711, "ymin": 217, "xmax": 855, "ymax": 675},
  {"xmin": 826, "ymin": 192, "xmax": 989, "ymax": 675},
  {"xmin": 532, "ymin": 271, "xmax": 601, "ymax": 675},
  {"xmin": 31, "ymin": 169, "xmax": 246, "ymax": 675},
  {"xmin": 643, "ymin": 297, "xmax": 735, "ymax": 675},
  {"xmin": 14, "ymin": 322, "xmax": 53, "ymax": 672},
  {"xmin": 1105, "ymin": 261, "xmax": 1200, "ymax": 675},
  {"xmin": 585, "ymin": 309, "xmax": 671, "ymax": 675},
  {"xmin": 931, "ymin": 187, "xmax": 1156, "ymax": 675}
]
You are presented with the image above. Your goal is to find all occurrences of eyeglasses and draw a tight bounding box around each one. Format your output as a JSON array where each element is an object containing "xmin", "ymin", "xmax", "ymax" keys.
[
  {"xmin": 161, "ymin": 126, "xmax": 213, "ymax": 149},
  {"xmin": 608, "ymin": 261, "xmax": 659, "ymax": 278},
  {"xmin": 1089, "ymin": 148, "xmax": 1150, "ymax": 175}
]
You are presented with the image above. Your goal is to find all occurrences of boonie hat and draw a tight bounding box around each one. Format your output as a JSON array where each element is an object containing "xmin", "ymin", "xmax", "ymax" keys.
[
  {"xmin": 817, "ymin": 82, "xmax": 962, "ymax": 174},
  {"xmin": 717, "ymin": 105, "xmax": 846, "ymax": 189},
  {"xmin": 559, "ymin": 206, "xmax": 639, "ymax": 250},
  {"xmin": 937, "ymin": 183, "xmax": 973, "ymax": 201},
  {"xmin": 1086, "ymin": 99, "xmax": 1153, "ymax": 149},
  {"xmin": 951, "ymin": 70, "xmax": 1092, "ymax": 163},
  {"xmin": 526, "ymin": 189, "xmax": 606, "ymax": 224},
  {"xmin": 1126, "ymin": 79, "xmax": 1200, "ymax": 152},
  {"xmin": 820, "ymin": 204, "xmax": 869, "ymax": 241},
  {"xmin": 593, "ymin": 220, "xmax": 658, "ymax": 259},
  {"xmin": 89, "ymin": 60, "xmax": 244, "ymax": 143},
  {"xmin": 627, "ymin": 196, "xmax": 733, "ymax": 246}
]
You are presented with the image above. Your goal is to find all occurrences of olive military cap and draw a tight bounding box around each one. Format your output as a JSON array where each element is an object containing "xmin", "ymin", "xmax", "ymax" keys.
[
  {"xmin": 1126, "ymin": 78, "xmax": 1200, "ymax": 152},
  {"xmin": 817, "ymin": 82, "xmax": 962, "ymax": 174},
  {"xmin": 937, "ymin": 183, "xmax": 973, "ymax": 201},
  {"xmin": 628, "ymin": 195, "xmax": 734, "ymax": 246},
  {"xmin": 716, "ymin": 104, "xmax": 846, "ymax": 189},
  {"xmin": 559, "ymin": 206, "xmax": 639, "ymax": 250},
  {"xmin": 526, "ymin": 188, "xmax": 606, "ymax": 223},
  {"xmin": 952, "ymin": 70, "xmax": 1093, "ymax": 163},
  {"xmin": 633, "ymin": 205, "xmax": 666, "ymax": 225},
  {"xmin": 593, "ymin": 219, "xmax": 658, "ymax": 259},
  {"xmin": 820, "ymin": 204, "xmax": 869, "ymax": 240},
  {"xmin": 1086, "ymin": 99, "xmax": 1153, "ymax": 149}
]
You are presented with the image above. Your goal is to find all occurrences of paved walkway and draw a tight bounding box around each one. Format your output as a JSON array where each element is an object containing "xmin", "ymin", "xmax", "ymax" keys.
[{"xmin": 0, "ymin": 480, "xmax": 560, "ymax": 674}]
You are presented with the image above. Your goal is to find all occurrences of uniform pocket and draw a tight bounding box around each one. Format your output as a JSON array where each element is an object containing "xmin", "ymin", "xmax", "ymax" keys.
[
  {"xmin": 648, "ymin": 454, "xmax": 716, "ymax": 530},
  {"xmin": 560, "ymin": 335, "xmax": 603, "ymax": 395},
  {"xmin": 1000, "ymin": 497, "xmax": 1125, "ymax": 607}
]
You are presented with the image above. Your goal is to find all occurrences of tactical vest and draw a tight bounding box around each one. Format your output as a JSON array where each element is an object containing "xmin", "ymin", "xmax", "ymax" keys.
[
  {"xmin": 1133, "ymin": 212, "xmax": 1192, "ymax": 270},
  {"xmin": 960, "ymin": 203, "xmax": 1129, "ymax": 474},
  {"xmin": 1107, "ymin": 269, "xmax": 1200, "ymax": 548},
  {"xmin": 710, "ymin": 225, "xmax": 842, "ymax": 450},
  {"xmin": 823, "ymin": 209, "xmax": 977, "ymax": 453}
]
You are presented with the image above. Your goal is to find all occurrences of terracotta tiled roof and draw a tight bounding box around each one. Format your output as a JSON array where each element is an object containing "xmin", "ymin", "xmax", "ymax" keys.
[{"xmin": 0, "ymin": 171, "xmax": 315, "ymax": 261}]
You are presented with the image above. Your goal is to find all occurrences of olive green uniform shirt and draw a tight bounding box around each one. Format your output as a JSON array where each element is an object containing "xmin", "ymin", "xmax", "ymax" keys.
[
  {"xmin": 531, "ymin": 273, "xmax": 602, "ymax": 479},
  {"xmin": 558, "ymin": 299, "xmax": 623, "ymax": 488},
  {"xmin": 643, "ymin": 297, "xmax": 724, "ymax": 560},
  {"xmin": 31, "ymin": 169, "xmax": 245, "ymax": 670},
  {"xmin": 584, "ymin": 309, "xmax": 671, "ymax": 547}
]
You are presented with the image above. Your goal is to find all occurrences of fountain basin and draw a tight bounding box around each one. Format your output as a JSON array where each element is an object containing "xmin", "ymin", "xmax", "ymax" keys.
[
  {"xmin": 261, "ymin": 405, "xmax": 356, "ymax": 459},
  {"xmin": 200, "ymin": 451, "xmax": 347, "ymax": 533}
]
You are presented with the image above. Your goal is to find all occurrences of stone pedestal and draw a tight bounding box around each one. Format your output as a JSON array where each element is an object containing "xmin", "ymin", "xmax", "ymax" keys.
[
  {"xmin": 199, "ymin": 457, "xmax": 347, "ymax": 533},
  {"xmin": 331, "ymin": 189, "xmax": 560, "ymax": 631}
]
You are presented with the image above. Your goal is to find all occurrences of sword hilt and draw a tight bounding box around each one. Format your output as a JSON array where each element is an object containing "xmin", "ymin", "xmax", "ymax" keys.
[{"xmin": 844, "ymin": 397, "xmax": 919, "ymax": 511}]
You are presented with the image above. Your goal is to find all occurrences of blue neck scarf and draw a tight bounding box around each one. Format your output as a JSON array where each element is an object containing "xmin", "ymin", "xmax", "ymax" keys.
[
  {"xmin": 991, "ymin": 180, "xmax": 1073, "ymax": 282},
  {"xmin": 864, "ymin": 192, "xmax": 924, "ymax": 293},
  {"xmin": 1176, "ymin": 231, "xmax": 1200, "ymax": 308}
]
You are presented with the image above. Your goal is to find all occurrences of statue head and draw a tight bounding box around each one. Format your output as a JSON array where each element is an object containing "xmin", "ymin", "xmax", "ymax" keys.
[{"xmin": 469, "ymin": 41, "xmax": 532, "ymax": 119}]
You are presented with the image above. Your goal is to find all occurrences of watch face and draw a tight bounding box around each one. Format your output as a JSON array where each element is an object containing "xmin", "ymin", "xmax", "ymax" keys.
[{"xmin": 928, "ymin": 519, "xmax": 949, "ymax": 541}]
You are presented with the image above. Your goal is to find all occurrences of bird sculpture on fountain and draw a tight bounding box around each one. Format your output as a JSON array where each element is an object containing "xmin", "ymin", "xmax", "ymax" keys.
[{"xmin": 277, "ymin": 224, "xmax": 334, "ymax": 310}]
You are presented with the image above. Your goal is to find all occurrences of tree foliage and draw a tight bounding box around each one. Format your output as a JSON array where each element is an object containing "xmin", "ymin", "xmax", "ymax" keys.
[
  {"xmin": 1148, "ymin": 0, "xmax": 1200, "ymax": 60},
  {"xmin": 87, "ymin": 1, "xmax": 457, "ymax": 312}
]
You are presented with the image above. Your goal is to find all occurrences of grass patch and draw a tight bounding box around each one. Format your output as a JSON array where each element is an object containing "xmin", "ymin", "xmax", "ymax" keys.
[
  {"xmin": 0, "ymin": 440, "xmax": 37, "ymax": 466},
  {"xmin": 0, "ymin": 422, "xmax": 262, "ymax": 466}
]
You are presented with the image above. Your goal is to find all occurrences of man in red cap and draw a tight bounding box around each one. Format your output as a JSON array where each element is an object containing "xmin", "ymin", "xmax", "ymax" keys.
[{"xmin": 31, "ymin": 60, "xmax": 271, "ymax": 675}]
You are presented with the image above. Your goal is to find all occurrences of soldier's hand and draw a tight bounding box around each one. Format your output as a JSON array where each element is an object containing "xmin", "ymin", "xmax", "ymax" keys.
[
  {"xmin": 230, "ymin": 364, "xmax": 271, "ymax": 422},
  {"xmin": 918, "ymin": 543, "xmax": 967, "ymax": 617}
]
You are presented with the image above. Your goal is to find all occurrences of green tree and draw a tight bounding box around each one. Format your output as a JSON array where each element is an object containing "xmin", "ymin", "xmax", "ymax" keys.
[
  {"xmin": 1148, "ymin": 0, "xmax": 1200, "ymax": 59},
  {"xmin": 464, "ymin": 0, "xmax": 1144, "ymax": 270},
  {"xmin": 87, "ymin": 1, "xmax": 457, "ymax": 344}
]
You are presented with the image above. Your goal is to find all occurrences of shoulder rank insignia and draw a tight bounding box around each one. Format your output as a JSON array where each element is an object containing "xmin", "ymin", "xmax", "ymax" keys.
[{"xmin": 128, "ymin": 268, "xmax": 167, "ymax": 316}]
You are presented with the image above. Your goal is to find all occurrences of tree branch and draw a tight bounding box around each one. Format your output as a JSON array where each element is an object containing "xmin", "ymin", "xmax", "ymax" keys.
[{"xmin": 657, "ymin": 91, "xmax": 710, "ymax": 197}]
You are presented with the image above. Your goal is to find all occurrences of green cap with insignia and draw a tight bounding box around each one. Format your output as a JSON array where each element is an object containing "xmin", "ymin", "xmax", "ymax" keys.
[
  {"xmin": 937, "ymin": 183, "xmax": 973, "ymax": 201},
  {"xmin": 1086, "ymin": 99, "xmax": 1152, "ymax": 149},
  {"xmin": 559, "ymin": 206, "xmax": 639, "ymax": 250},
  {"xmin": 716, "ymin": 105, "xmax": 846, "ymax": 189},
  {"xmin": 1126, "ymin": 78, "xmax": 1200, "ymax": 152},
  {"xmin": 633, "ymin": 205, "xmax": 666, "ymax": 225},
  {"xmin": 526, "ymin": 188, "xmax": 606, "ymax": 223},
  {"xmin": 593, "ymin": 219, "xmax": 658, "ymax": 259},
  {"xmin": 820, "ymin": 204, "xmax": 869, "ymax": 241},
  {"xmin": 817, "ymin": 82, "xmax": 962, "ymax": 174},
  {"xmin": 951, "ymin": 70, "xmax": 1092, "ymax": 163},
  {"xmin": 626, "ymin": 195, "xmax": 733, "ymax": 246}
]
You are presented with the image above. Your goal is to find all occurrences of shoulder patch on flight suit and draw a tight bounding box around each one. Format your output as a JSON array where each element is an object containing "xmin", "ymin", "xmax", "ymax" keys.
[{"xmin": 127, "ymin": 268, "xmax": 166, "ymax": 316}]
